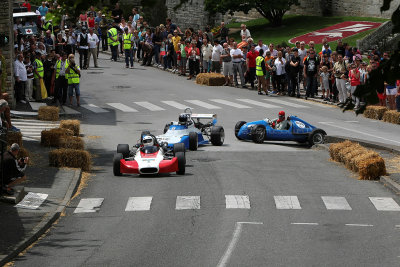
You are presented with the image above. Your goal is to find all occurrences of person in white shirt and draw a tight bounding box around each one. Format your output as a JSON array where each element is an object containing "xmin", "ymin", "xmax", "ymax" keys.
[
  {"xmin": 240, "ymin": 24, "xmax": 251, "ymax": 42},
  {"xmin": 230, "ymin": 42, "xmax": 247, "ymax": 88},
  {"xmin": 268, "ymin": 43, "xmax": 278, "ymax": 57},
  {"xmin": 274, "ymin": 51, "xmax": 286, "ymax": 95},
  {"xmin": 14, "ymin": 54, "xmax": 28, "ymax": 103},
  {"xmin": 201, "ymin": 39, "xmax": 213, "ymax": 73},
  {"xmin": 87, "ymin": 27, "xmax": 99, "ymax": 68},
  {"xmin": 76, "ymin": 26, "xmax": 89, "ymax": 69},
  {"xmin": 211, "ymin": 40, "xmax": 223, "ymax": 73},
  {"xmin": 255, "ymin": 39, "xmax": 267, "ymax": 54}
]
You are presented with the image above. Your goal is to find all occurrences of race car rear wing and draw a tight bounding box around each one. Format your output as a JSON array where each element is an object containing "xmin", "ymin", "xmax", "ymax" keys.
[{"xmin": 191, "ymin": 114, "xmax": 217, "ymax": 120}]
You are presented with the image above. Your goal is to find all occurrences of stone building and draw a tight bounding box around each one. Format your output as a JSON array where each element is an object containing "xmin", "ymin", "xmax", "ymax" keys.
[{"xmin": 0, "ymin": 0, "xmax": 15, "ymax": 106}]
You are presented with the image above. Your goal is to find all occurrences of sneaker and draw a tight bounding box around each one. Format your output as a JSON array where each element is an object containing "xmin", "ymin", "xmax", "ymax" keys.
[
  {"xmin": 20, "ymin": 100, "xmax": 26, "ymax": 104},
  {"xmin": 258, "ymin": 91, "xmax": 263, "ymax": 95},
  {"xmin": 9, "ymin": 126, "xmax": 20, "ymax": 132},
  {"xmin": 242, "ymin": 85, "xmax": 248, "ymax": 89},
  {"xmin": 130, "ymin": 66, "xmax": 134, "ymax": 69}
]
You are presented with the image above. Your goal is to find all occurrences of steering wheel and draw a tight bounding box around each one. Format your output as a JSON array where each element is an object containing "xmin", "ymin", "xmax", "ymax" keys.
[{"xmin": 184, "ymin": 107, "xmax": 193, "ymax": 115}]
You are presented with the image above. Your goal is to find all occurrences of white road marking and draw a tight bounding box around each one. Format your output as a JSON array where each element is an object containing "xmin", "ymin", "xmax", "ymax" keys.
[
  {"xmin": 369, "ymin": 197, "xmax": 400, "ymax": 211},
  {"xmin": 13, "ymin": 125, "xmax": 57, "ymax": 129},
  {"xmin": 344, "ymin": 121, "xmax": 359, "ymax": 123},
  {"xmin": 161, "ymin": 101, "xmax": 189, "ymax": 110},
  {"xmin": 74, "ymin": 198, "xmax": 104, "ymax": 213},
  {"xmin": 217, "ymin": 222, "xmax": 263, "ymax": 267},
  {"xmin": 125, "ymin": 197, "xmax": 152, "ymax": 211},
  {"xmin": 81, "ymin": 104, "xmax": 109, "ymax": 113},
  {"xmin": 15, "ymin": 192, "xmax": 48, "ymax": 209},
  {"xmin": 22, "ymin": 136, "xmax": 40, "ymax": 141},
  {"xmin": 292, "ymin": 98, "xmax": 330, "ymax": 108},
  {"xmin": 209, "ymin": 99, "xmax": 251, "ymax": 109},
  {"xmin": 274, "ymin": 196, "xmax": 301, "ymax": 209},
  {"xmin": 319, "ymin": 122, "xmax": 400, "ymax": 145},
  {"xmin": 185, "ymin": 100, "xmax": 221, "ymax": 109},
  {"xmin": 345, "ymin": 224, "xmax": 374, "ymax": 227},
  {"xmin": 175, "ymin": 196, "xmax": 200, "ymax": 210},
  {"xmin": 225, "ymin": 195, "xmax": 251, "ymax": 209},
  {"xmin": 107, "ymin": 103, "xmax": 138, "ymax": 112},
  {"xmin": 395, "ymin": 225, "xmax": 400, "ymax": 228},
  {"xmin": 134, "ymin": 101, "xmax": 165, "ymax": 111},
  {"xmin": 237, "ymin": 98, "xmax": 281, "ymax": 108},
  {"xmin": 29, "ymin": 102, "xmax": 47, "ymax": 111},
  {"xmin": 263, "ymin": 98, "xmax": 309, "ymax": 108},
  {"xmin": 321, "ymin": 196, "xmax": 352, "ymax": 210},
  {"xmin": 291, "ymin": 223, "xmax": 319, "ymax": 225},
  {"xmin": 62, "ymin": 106, "xmax": 81, "ymax": 115}
]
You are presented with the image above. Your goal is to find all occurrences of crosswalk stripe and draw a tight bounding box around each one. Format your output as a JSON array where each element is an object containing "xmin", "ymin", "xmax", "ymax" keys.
[
  {"xmin": 237, "ymin": 99, "xmax": 281, "ymax": 108},
  {"xmin": 161, "ymin": 101, "xmax": 189, "ymax": 110},
  {"xmin": 15, "ymin": 192, "xmax": 48, "ymax": 209},
  {"xmin": 210, "ymin": 99, "xmax": 251, "ymax": 109},
  {"xmin": 81, "ymin": 104, "xmax": 109, "ymax": 113},
  {"xmin": 125, "ymin": 197, "xmax": 153, "ymax": 211},
  {"xmin": 13, "ymin": 121, "xmax": 59, "ymax": 127},
  {"xmin": 29, "ymin": 102, "xmax": 47, "ymax": 111},
  {"xmin": 225, "ymin": 195, "xmax": 251, "ymax": 209},
  {"xmin": 185, "ymin": 100, "xmax": 221, "ymax": 109},
  {"xmin": 107, "ymin": 103, "xmax": 138, "ymax": 112},
  {"xmin": 263, "ymin": 98, "xmax": 309, "ymax": 108},
  {"xmin": 74, "ymin": 198, "xmax": 104, "ymax": 213},
  {"xmin": 369, "ymin": 197, "xmax": 400, "ymax": 211},
  {"xmin": 14, "ymin": 125, "xmax": 57, "ymax": 130},
  {"xmin": 322, "ymin": 196, "xmax": 352, "ymax": 210},
  {"xmin": 274, "ymin": 196, "xmax": 301, "ymax": 209},
  {"xmin": 176, "ymin": 196, "xmax": 200, "ymax": 210},
  {"xmin": 22, "ymin": 136, "xmax": 39, "ymax": 141},
  {"xmin": 134, "ymin": 101, "xmax": 165, "ymax": 111}
]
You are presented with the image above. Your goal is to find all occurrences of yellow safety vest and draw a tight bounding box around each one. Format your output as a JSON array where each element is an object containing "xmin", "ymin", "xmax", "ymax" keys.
[
  {"xmin": 123, "ymin": 33, "xmax": 132, "ymax": 50},
  {"xmin": 55, "ymin": 59, "xmax": 69, "ymax": 79},
  {"xmin": 108, "ymin": 28, "xmax": 119, "ymax": 46},
  {"xmin": 34, "ymin": 59, "xmax": 44, "ymax": 79},
  {"xmin": 68, "ymin": 65, "xmax": 80, "ymax": 84},
  {"xmin": 256, "ymin": 56, "xmax": 265, "ymax": 77}
]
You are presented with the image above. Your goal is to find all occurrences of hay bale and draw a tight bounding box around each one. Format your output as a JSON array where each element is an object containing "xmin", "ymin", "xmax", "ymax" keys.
[
  {"xmin": 343, "ymin": 148, "xmax": 368, "ymax": 170},
  {"xmin": 38, "ymin": 106, "xmax": 59, "ymax": 121},
  {"xmin": 41, "ymin": 128, "xmax": 74, "ymax": 147},
  {"xmin": 363, "ymin": 106, "xmax": 388, "ymax": 120},
  {"xmin": 358, "ymin": 157, "xmax": 387, "ymax": 180},
  {"xmin": 382, "ymin": 110, "xmax": 400, "ymax": 125},
  {"xmin": 6, "ymin": 131, "xmax": 22, "ymax": 146},
  {"xmin": 195, "ymin": 73, "xmax": 225, "ymax": 86},
  {"xmin": 350, "ymin": 151, "xmax": 381, "ymax": 172},
  {"xmin": 329, "ymin": 140, "xmax": 353, "ymax": 162},
  {"xmin": 60, "ymin": 120, "xmax": 80, "ymax": 136},
  {"xmin": 49, "ymin": 148, "xmax": 91, "ymax": 171},
  {"xmin": 59, "ymin": 136, "xmax": 84, "ymax": 150}
]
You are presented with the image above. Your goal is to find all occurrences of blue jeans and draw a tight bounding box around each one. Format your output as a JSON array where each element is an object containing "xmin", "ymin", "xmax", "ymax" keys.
[
  {"xmin": 153, "ymin": 44, "xmax": 160, "ymax": 65},
  {"xmin": 110, "ymin": 45, "xmax": 118, "ymax": 61},
  {"xmin": 396, "ymin": 95, "xmax": 400, "ymax": 112},
  {"xmin": 68, "ymin": 83, "xmax": 80, "ymax": 97},
  {"xmin": 125, "ymin": 49, "xmax": 133, "ymax": 67},
  {"xmin": 306, "ymin": 75, "xmax": 317, "ymax": 97},
  {"xmin": 163, "ymin": 55, "xmax": 172, "ymax": 69}
]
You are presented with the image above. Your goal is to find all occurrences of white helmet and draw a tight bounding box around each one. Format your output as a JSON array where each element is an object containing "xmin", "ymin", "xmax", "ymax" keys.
[{"xmin": 142, "ymin": 135, "xmax": 154, "ymax": 147}]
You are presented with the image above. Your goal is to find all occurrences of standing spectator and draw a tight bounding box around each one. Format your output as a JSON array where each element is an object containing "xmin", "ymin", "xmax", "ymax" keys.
[
  {"xmin": 320, "ymin": 53, "xmax": 333, "ymax": 100},
  {"xmin": 246, "ymin": 44, "xmax": 259, "ymax": 89},
  {"xmin": 152, "ymin": 26, "xmax": 163, "ymax": 67},
  {"xmin": 66, "ymin": 54, "xmax": 81, "ymax": 106},
  {"xmin": 255, "ymin": 49, "xmax": 267, "ymax": 95},
  {"xmin": 179, "ymin": 39, "xmax": 188, "ymax": 75},
  {"xmin": 0, "ymin": 48, "xmax": 6, "ymax": 93},
  {"xmin": 77, "ymin": 26, "xmax": 89, "ymax": 69},
  {"xmin": 132, "ymin": 8, "xmax": 140, "ymax": 23},
  {"xmin": 220, "ymin": 43, "xmax": 233, "ymax": 86},
  {"xmin": 268, "ymin": 43, "xmax": 278, "ymax": 57},
  {"xmin": 122, "ymin": 27, "xmax": 134, "ymax": 68},
  {"xmin": 44, "ymin": 30, "xmax": 54, "ymax": 51},
  {"xmin": 335, "ymin": 39, "xmax": 345, "ymax": 57},
  {"xmin": 333, "ymin": 54, "xmax": 348, "ymax": 106},
  {"xmin": 231, "ymin": 42, "xmax": 246, "ymax": 88},
  {"xmin": 255, "ymin": 40, "xmax": 267, "ymax": 54},
  {"xmin": 288, "ymin": 48, "xmax": 300, "ymax": 97},
  {"xmin": 22, "ymin": 0, "xmax": 31, "ymax": 11},
  {"xmin": 99, "ymin": 15, "xmax": 108, "ymax": 51},
  {"xmin": 95, "ymin": 11, "xmax": 102, "ymax": 25},
  {"xmin": 43, "ymin": 51, "xmax": 56, "ymax": 97},
  {"xmin": 112, "ymin": 3, "xmax": 123, "ymax": 24},
  {"xmin": 201, "ymin": 38, "xmax": 213, "ymax": 73},
  {"xmin": 87, "ymin": 12, "xmax": 95, "ymax": 29},
  {"xmin": 348, "ymin": 63, "xmax": 361, "ymax": 109},
  {"xmin": 164, "ymin": 34, "xmax": 174, "ymax": 70},
  {"xmin": 33, "ymin": 53, "xmax": 44, "ymax": 101},
  {"xmin": 204, "ymin": 26, "xmax": 213, "ymax": 44},
  {"xmin": 240, "ymin": 24, "xmax": 251, "ymax": 42},
  {"xmin": 320, "ymin": 66, "xmax": 331, "ymax": 101},
  {"xmin": 24, "ymin": 55, "xmax": 34, "ymax": 101},
  {"xmin": 304, "ymin": 49, "xmax": 320, "ymax": 99},
  {"xmin": 274, "ymin": 51, "xmax": 286, "ymax": 95},
  {"xmin": 211, "ymin": 40, "xmax": 222, "ymax": 73},
  {"xmin": 220, "ymin": 22, "xmax": 229, "ymax": 44},
  {"xmin": 79, "ymin": 12, "xmax": 88, "ymax": 27},
  {"xmin": 264, "ymin": 50, "xmax": 273, "ymax": 92},
  {"xmin": 66, "ymin": 29, "xmax": 76, "ymax": 55},
  {"xmin": 308, "ymin": 41, "xmax": 315, "ymax": 51},
  {"xmin": 171, "ymin": 30, "xmax": 181, "ymax": 73},
  {"xmin": 52, "ymin": 52, "xmax": 68, "ymax": 105},
  {"xmin": 95, "ymin": 23, "xmax": 102, "ymax": 58},
  {"xmin": 165, "ymin": 18, "xmax": 177, "ymax": 34},
  {"xmin": 396, "ymin": 80, "xmax": 400, "ymax": 112},
  {"xmin": 87, "ymin": 27, "xmax": 99, "ymax": 68},
  {"xmin": 37, "ymin": 2, "xmax": 48, "ymax": 17},
  {"xmin": 55, "ymin": 33, "xmax": 66, "ymax": 55},
  {"xmin": 14, "ymin": 54, "xmax": 27, "ymax": 103},
  {"xmin": 187, "ymin": 41, "xmax": 199, "ymax": 80}
]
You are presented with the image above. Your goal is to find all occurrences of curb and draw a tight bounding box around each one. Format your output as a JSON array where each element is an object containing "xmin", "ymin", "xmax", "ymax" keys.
[
  {"xmin": 317, "ymin": 136, "xmax": 400, "ymax": 195},
  {"xmin": 0, "ymin": 169, "xmax": 82, "ymax": 266}
]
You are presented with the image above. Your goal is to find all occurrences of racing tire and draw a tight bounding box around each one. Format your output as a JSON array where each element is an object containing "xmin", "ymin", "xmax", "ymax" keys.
[
  {"xmin": 251, "ymin": 125, "xmax": 266, "ymax": 144},
  {"xmin": 176, "ymin": 152, "xmax": 186, "ymax": 175},
  {"xmin": 210, "ymin": 126, "xmax": 225, "ymax": 146},
  {"xmin": 140, "ymin": 131, "xmax": 151, "ymax": 139},
  {"xmin": 188, "ymin": 132, "xmax": 198, "ymax": 151},
  {"xmin": 117, "ymin": 144, "xmax": 130, "ymax": 158},
  {"xmin": 234, "ymin": 121, "xmax": 246, "ymax": 140},
  {"xmin": 173, "ymin": 143, "xmax": 186, "ymax": 156},
  {"xmin": 308, "ymin": 130, "xmax": 326, "ymax": 146},
  {"xmin": 163, "ymin": 124, "xmax": 171, "ymax": 134},
  {"xmin": 113, "ymin": 153, "xmax": 123, "ymax": 176}
]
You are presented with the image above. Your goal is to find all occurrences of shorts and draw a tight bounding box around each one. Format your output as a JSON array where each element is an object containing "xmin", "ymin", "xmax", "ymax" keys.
[
  {"xmin": 68, "ymin": 83, "xmax": 80, "ymax": 97},
  {"xmin": 265, "ymin": 71, "xmax": 271, "ymax": 79},
  {"xmin": 211, "ymin": 61, "xmax": 221, "ymax": 73},
  {"xmin": 222, "ymin": 61, "xmax": 233, "ymax": 76},
  {"xmin": 386, "ymin": 86, "xmax": 397, "ymax": 96},
  {"xmin": 180, "ymin": 57, "xmax": 187, "ymax": 67}
]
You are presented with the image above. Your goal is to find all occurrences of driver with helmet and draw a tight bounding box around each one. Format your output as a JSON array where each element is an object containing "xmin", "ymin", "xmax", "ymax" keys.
[
  {"xmin": 142, "ymin": 135, "xmax": 155, "ymax": 147},
  {"xmin": 178, "ymin": 113, "xmax": 191, "ymax": 125},
  {"xmin": 271, "ymin": 111, "xmax": 289, "ymax": 130}
]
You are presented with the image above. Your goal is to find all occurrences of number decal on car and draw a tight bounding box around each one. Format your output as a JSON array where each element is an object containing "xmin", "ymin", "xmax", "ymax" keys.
[{"xmin": 295, "ymin": 121, "xmax": 306, "ymax": 129}]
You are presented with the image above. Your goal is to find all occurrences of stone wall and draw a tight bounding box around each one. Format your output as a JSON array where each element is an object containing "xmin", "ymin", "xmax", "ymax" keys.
[{"xmin": 0, "ymin": 0, "xmax": 15, "ymax": 107}]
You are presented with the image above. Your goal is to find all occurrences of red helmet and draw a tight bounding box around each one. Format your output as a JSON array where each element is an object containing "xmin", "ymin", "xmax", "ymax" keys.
[{"xmin": 278, "ymin": 111, "xmax": 285, "ymax": 116}]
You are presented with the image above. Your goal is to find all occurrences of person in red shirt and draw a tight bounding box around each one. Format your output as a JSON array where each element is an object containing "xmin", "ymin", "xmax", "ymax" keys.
[
  {"xmin": 22, "ymin": 0, "xmax": 31, "ymax": 11},
  {"xmin": 246, "ymin": 44, "xmax": 259, "ymax": 89},
  {"xmin": 87, "ymin": 12, "xmax": 95, "ymax": 28},
  {"xmin": 187, "ymin": 41, "xmax": 200, "ymax": 80}
]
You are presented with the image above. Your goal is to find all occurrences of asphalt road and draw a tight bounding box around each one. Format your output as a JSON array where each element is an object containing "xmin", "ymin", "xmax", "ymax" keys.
[{"xmin": 13, "ymin": 54, "xmax": 400, "ymax": 267}]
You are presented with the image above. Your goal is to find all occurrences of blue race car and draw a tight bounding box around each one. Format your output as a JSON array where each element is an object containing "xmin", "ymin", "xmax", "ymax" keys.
[
  {"xmin": 156, "ymin": 108, "xmax": 225, "ymax": 151},
  {"xmin": 235, "ymin": 116, "xmax": 326, "ymax": 146}
]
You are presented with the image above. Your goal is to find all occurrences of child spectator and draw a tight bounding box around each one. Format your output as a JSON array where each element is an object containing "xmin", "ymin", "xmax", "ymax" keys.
[{"xmin": 320, "ymin": 66, "xmax": 330, "ymax": 101}]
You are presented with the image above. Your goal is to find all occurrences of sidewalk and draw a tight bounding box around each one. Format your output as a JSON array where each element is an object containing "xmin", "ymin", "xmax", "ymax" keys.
[
  {"xmin": 11, "ymin": 98, "xmax": 81, "ymax": 119},
  {"xmin": 0, "ymin": 139, "xmax": 82, "ymax": 265}
]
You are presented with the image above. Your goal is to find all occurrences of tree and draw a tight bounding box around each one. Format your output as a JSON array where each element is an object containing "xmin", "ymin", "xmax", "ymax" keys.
[{"xmin": 202, "ymin": 0, "xmax": 299, "ymax": 27}]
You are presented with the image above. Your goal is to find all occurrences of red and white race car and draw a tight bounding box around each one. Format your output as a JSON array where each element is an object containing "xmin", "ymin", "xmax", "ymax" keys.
[{"xmin": 113, "ymin": 133, "xmax": 186, "ymax": 176}]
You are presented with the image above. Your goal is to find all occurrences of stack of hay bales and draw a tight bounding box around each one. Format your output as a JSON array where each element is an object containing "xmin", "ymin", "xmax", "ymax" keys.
[
  {"xmin": 363, "ymin": 106, "xmax": 388, "ymax": 120},
  {"xmin": 329, "ymin": 140, "xmax": 386, "ymax": 180},
  {"xmin": 195, "ymin": 73, "xmax": 225, "ymax": 86},
  {"xmin": 49, "ymin": 149, "xmax": 91, "ymax": 171},
  {"xmin": 41, "ymin": 128, "xmax": 74, "ymax": 147},
  {"xmin": 38, "ymin": 106, "xmax": 59, "ymax": 121},
  {"xmin": 382, "ymin": 110, "xmax": 400, "ymax": 125}
]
